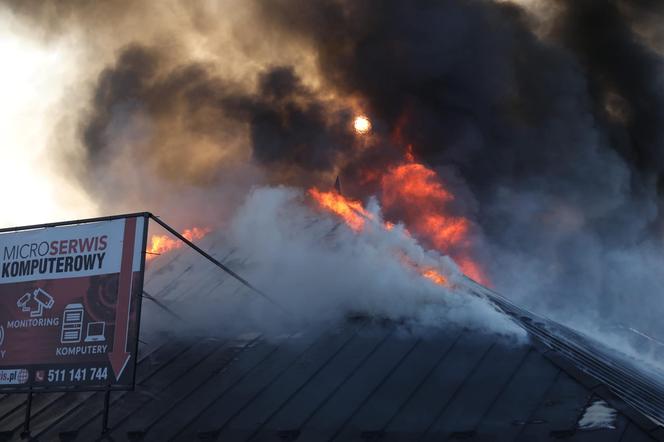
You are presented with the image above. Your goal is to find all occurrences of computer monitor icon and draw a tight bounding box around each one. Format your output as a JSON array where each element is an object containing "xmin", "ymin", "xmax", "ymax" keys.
[{"xmin": 84, "ymin": 322, "xmax": 106, "ymax": 343}]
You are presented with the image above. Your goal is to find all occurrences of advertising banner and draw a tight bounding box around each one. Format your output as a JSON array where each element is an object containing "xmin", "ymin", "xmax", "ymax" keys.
[{"xmin": 0, "ymin": 215, "xmax": 147, "ymax": 392}]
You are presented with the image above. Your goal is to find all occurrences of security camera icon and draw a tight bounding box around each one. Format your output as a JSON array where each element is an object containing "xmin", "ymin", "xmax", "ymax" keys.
[
  {"xmin": 17, "ymin": 288, "xmax": 55, "ymax": 318},
  {"xmin": 16, "ymin": 293, "xmax": 31, "ymax": 310}
]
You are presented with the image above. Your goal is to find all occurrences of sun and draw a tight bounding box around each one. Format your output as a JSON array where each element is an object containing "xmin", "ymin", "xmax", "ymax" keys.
[{"xmin": 353, "ymin": 115, "xmax": 372, "ymax": 135}]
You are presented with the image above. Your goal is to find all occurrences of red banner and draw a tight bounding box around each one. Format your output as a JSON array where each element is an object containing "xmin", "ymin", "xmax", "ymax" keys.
[{"xmin": 0, "ymin": 215, "xmax": 147, "ymax": 391}]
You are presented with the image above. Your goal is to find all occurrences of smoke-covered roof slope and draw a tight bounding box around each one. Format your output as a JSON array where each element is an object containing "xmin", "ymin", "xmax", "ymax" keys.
[{"xmin": 0, "ymin": 244, "xmax": 662, "ymax": 442}]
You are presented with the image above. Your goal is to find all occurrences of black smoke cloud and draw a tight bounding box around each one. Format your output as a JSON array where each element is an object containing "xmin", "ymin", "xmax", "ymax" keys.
[
  {"xmin": 9, "ymin": 0, "xmax": 664, "ymax": 339},
  {"xmin": 250, "ymin": 0, "xmax": 664, "ymax": 330},
  {"xmin": 559, "ymin": 1, "xmax": 664, "ymax": 173},
  {"xmin": 259, "ymin": 0, "xmax": 662, "ymax": 212},
  {"xmin": 83, "ymin": 43, "xmax": 359, "ymax": 191}
]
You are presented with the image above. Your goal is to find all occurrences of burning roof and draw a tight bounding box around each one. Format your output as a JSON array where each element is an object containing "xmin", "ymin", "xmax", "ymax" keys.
[
  {"xmin": 3, "ymin": 223, "xmax": 661, "ymax": 441},
  {"xmin": 3, "ymin": 0, "xmax": 664, "ymax": 437}
]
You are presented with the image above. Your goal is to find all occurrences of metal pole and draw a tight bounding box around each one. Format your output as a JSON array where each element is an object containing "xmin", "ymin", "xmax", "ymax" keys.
[
  {"xmin": 21, "ymin": 390, "xmax": 32, "ymax": 439},
  {"xmin": 0, "ymin": 211, "xmax": 152, "ymax": 234},
  {"xmin": 101, "ymin": 388, "xmax": 111, "ymax": 435},
  {"xmin": 143, "ymin": 291, "xmax": 184, "ymax": 321},
  {"xmin": 128, "ymin": 214, "xmax": 150, "ymax": 390}
]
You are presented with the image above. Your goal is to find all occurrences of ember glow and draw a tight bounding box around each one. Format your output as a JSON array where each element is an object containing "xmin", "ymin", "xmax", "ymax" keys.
[
  {"xmin": 421, "ymin": 268, "xmax": 448, "ymax": 286},
  {"xmin": 145, "ymin": 227, "xmax": 211, "ymax": 260}
]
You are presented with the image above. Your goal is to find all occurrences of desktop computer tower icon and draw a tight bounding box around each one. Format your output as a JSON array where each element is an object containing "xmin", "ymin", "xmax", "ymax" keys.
[{"xmin": 61, "ymin": 303, "xmax": 85, "ymax": 344}]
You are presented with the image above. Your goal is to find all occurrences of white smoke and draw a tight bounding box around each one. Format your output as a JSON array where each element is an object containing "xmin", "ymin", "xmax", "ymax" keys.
[{"xmin": 143, "ymin": 186, "xmax": 526, "ymax": 341}]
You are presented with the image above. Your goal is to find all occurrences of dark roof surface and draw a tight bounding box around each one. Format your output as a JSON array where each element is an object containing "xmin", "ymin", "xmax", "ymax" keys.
[
  {"xmin": 0, "ymin": 319, "xmax": 658, "ymax": 441},
  {"xmin": 1, "ymin": 240, "xmax": 663, "ymax": 441}
]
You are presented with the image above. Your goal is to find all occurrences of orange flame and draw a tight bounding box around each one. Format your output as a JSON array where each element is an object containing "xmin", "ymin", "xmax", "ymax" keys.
[
  {"xmin": 308, "ymin": 187, "xmax": 373, "ymax": 231},
  {"xmin": 181, "ymin": 227, "xmax": 211, "ymax": 242},
  {"xmin": 377, "ymin": 150, "xmax": 487, "ymax": 284},
  {"xmin": 421, "ymin": 268, "xmax": 448, "ymax": 286},
  {"xmin": 308, "ymin": 189, "xmax": 452, "ymax": 286},
  {"xmin": 309, "ymin": 146, "xmax": 488, "ymax": 284},
  {"xmin": 146, "ymin": 226, "xmax": 211, "ymax": 260},
  {"xmin": 397, "ymin": 252, "xmax": 450, "ymax": 287},
  {"xmin": 381, "ymin": 163, "xmax": 468, "ymax": 250}
]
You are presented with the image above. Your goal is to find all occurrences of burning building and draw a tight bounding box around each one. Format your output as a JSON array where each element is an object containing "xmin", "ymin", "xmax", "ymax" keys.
[
  {"xmin": 0, "ymin": 216, "xmax": 662, "ymax": 441},
  {"xmin": 3, "ymin": 0, "xmax": 664, "ymax": 336},
  {"xmin": 2, "ymin": 0, "xmax": 664, "ymax": 439}
]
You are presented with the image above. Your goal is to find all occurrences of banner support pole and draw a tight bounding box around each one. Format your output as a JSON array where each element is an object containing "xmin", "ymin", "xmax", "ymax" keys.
[
  {"xmin": 101, "ymin": 387, "xmax": 111, "ymax": 435},
  {"xmin": 21, "ymin": 389, "xmax": 32, "ymax": 439}
]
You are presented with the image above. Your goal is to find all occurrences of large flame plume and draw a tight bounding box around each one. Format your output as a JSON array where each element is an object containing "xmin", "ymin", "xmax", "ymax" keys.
[
  {"xmin": 310, "ymin": 116, "xmax": 487, "ymax": 285},
  {"xmin": 379, "ymin": 149, "xmax": 486, "ymax": 283},
  {"xmin": 309, "ymin": 186, "xmax": 451, "ymax": 287}
]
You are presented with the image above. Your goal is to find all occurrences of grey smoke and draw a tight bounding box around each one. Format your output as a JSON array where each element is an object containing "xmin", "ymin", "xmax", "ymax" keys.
[{"xmin": 142, "ymin": 186, "xmax": 526, "ymax": 341}]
